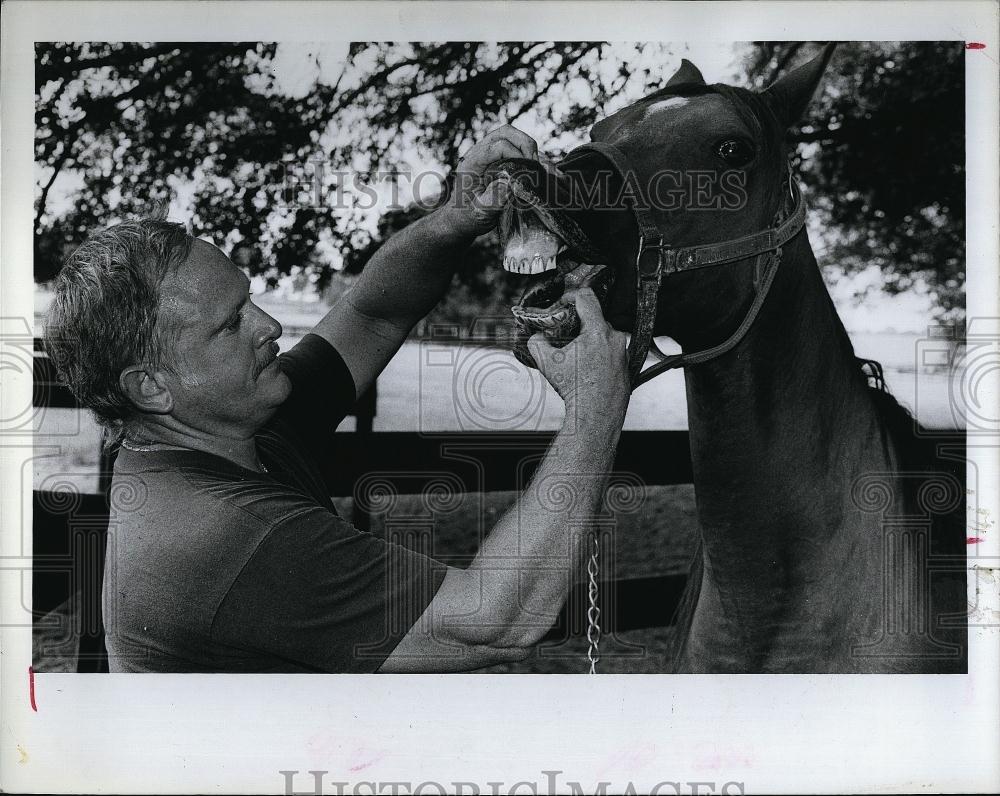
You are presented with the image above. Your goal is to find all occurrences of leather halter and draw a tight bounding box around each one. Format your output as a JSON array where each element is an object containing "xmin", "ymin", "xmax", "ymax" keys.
[{"xmin": 557, "ymin": 141, "xmax": 808, "ymax": 389}]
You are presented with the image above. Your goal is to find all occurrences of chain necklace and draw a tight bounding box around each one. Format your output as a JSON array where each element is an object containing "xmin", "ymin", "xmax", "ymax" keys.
[
  {"xmin": 120, "ymin": 438, "xmax": 268, "ymax": 474},
  {"xmin": 119, "ymin": 438, "xmax": 162, "ymax": 453}
]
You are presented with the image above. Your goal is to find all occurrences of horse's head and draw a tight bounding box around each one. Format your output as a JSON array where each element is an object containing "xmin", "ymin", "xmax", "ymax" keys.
[{"xmin": 499, "ymin": 45, "xmax": 834, "ymax": 358}]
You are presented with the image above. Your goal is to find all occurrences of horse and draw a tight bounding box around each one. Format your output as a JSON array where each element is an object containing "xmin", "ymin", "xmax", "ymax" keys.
[{"xmin": 498, "ymin": 45, "xmax": 967, "ymax": 673}]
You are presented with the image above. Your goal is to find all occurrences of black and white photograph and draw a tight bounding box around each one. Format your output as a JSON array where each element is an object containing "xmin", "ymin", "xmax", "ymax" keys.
[{"xmin": 2, "ymin": 1, "xmax": 998, "ymax": 794}]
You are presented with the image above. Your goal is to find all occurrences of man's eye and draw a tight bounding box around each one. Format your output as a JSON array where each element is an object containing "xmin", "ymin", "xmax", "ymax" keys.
[
  {"xmin": 225, "ymin": 293, "xmax": 253, "ymax": 331},
  {"xmin": 715, "ymin": 138, "xmax": 755, "ymax": 167}
]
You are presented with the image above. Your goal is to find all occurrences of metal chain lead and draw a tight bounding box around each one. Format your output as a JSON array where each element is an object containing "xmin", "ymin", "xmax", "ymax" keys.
[{"xmin": 586, "ymin": 532, "xmax": 601, "ymax": 674}]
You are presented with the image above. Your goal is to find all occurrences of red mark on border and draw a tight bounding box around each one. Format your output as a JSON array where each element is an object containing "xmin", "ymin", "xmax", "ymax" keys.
[
  {"xmin": 966, "ymin": 42, "xmax": 987, "ymax": 50},
  {"xmin": 967, "ymin": 536, "xmax": 985, "ymax": 544},
  {"xmin": 28, "ymin": 666, "xmax": 37, "ymax": 711}
]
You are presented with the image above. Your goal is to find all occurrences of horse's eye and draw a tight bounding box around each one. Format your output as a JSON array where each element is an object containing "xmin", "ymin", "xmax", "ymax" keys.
[{"xmin": 715, "ymin": 138, "xmax": 755, "ymax": 167}]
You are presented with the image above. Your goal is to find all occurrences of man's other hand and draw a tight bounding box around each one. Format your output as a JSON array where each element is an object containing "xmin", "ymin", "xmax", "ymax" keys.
[
  {"xmin": 528, "ymin": 287, "xmax": 629, "ymax": 419},
  {"xmin": 439, "ymin": 125, "xmax": 539, "ymax": 238}
]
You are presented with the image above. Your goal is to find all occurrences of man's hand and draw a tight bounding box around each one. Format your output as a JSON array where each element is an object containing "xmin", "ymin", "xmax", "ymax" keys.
[
  {"xmin": 438, "ymin": 124, "xmax": 539, "ymax": 238},
  {"xmin": 528, "ymin": 287, "xmax": 630, "ymax": 418}
]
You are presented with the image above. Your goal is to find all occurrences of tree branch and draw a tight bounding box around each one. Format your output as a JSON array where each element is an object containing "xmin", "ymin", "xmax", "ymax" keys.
[
  {"xmin": 35, "ymin": 147, "xmax": 72, "ymax": 234},
  {"xmin": 329, "ymin": 44, "xmax": 454, "ymax": 115},
  {"xmin": 768, "ymin": 42, "xmax": 804, "ymax": 83},
  {"xmin": 55, "ymin": 43, "xmax": 249, "ymax": 126},
  {"xmin": 36, "ymin": 43, "xmax": 185, "ymax": 87},
  {"xmin": 788, "ymin": 125, "xmax": 855, "ymax": 144},
  {"xmin": 507, "ymin": 45, "xmax": 596, "ymax": 124}
]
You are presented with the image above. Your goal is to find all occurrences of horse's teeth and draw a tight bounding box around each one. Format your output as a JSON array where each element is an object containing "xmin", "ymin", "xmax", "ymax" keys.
[
  {"xmin": 515, "ymin": 309, "xmax": 575, "ymax": 333},
  {"xmin": 502, "ymin": 253, "xmax": 559, "ymax": 274}
]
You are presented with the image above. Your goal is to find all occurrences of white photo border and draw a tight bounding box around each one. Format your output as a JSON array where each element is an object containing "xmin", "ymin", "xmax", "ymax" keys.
[{"xmin": 2, "ymin": 2, "xmax": 998, "ymax": 794}]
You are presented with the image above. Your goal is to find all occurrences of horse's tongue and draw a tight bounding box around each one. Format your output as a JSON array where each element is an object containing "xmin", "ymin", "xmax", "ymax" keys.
[
  {"xmin": 516, "ymin": 268, "xmax": 565, "ymax": 313},
  {"xmin": 562, "ymin": 261, "xmax": 610, "ymax": 291},
  {"xmin": 509, "ymin": 261, "xmax": 612, "ymax": 371},
  {"xmin": 513, "ymin": 261, "xmax": 611, "ymax": 330}
]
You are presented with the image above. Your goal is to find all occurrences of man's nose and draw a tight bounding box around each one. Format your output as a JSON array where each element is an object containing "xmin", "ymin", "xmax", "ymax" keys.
[{"xmin": 253, "ymin": 306, "xmax": 283, "ymax": 345}]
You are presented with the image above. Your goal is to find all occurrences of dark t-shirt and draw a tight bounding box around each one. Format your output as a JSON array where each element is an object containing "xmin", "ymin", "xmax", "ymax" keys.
[{"xmin": 103, "ymin": 333, "xmax": 446, "ymax": 672}]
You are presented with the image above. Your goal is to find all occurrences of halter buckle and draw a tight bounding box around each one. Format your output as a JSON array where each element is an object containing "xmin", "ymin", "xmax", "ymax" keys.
[{"xmin": 636, "ymin": 233, "xmax": 667, "ymax": 285}]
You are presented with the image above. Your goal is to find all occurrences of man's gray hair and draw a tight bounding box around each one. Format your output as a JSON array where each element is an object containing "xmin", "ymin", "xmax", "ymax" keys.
[{"xmin": 45, "ymin": 218, "xmax": 193, "ymax": 442}]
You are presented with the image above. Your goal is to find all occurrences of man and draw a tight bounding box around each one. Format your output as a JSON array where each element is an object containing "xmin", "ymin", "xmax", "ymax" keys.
[{"xmin": 47, "ymin": 126, "xmax": 630, "ymax": 673}]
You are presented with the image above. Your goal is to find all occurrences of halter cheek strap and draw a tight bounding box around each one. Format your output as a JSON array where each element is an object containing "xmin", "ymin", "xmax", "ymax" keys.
[{"xmin": 557, "ymin": 141, "xmax": 808, "ymax": 390}]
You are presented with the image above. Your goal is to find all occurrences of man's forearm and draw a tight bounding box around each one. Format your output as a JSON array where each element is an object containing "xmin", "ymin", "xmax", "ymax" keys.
[
  {"xmin": 310, "ymin": 206, "xmax": 480, "ymax": 397},
  {"xmin": 459, "ymin": 405, "xmax": 625, "ymax": 649},
  {"xmin": 346, "ymin": 208, "xmax": 474, "ymax": 329},
  {"xmin": 377, "ymin": 287, "xmax": 630, "ymax": 672},
  {"xmin": 314, "ymin": 128, "xmax": 523, "ymax": 397}
]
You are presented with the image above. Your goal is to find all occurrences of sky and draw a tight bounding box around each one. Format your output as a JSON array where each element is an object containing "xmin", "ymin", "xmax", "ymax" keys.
[{"xmin": 37, "ymin": 41, "xmax": 939, "ymax": 333}]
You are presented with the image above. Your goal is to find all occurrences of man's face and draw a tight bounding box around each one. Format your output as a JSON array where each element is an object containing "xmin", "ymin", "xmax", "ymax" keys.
[{"xmin": 155, "ymin": 239, "xmax": 291, "ymax": 437}]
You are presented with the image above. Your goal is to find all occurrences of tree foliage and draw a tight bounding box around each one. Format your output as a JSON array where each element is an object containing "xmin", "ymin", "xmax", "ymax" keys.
[
  {"xmin": 35, "ymin": 41, "xmax": 964, "ymax": 325},
  {"xmin": 34, "ymin": 42, "xmax": 624, "ymax": 289},
  {"xmin": 745, "ymin": 41, "xmax": 964, "ymax": 321}
]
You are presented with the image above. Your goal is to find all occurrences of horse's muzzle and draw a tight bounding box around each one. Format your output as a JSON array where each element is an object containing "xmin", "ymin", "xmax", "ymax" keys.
[{"xmin": 486, "ymin": 158, "xmax": 611, "ymax": 370}]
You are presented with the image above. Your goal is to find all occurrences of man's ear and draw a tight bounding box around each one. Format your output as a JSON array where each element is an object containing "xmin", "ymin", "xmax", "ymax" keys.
[
  {"xmin": 762, "ymin": 43, "xmax": 837, "ymax": 128},
  {"xmin": 120, "ymin": 366, "xmax": 174, "ymax": 415}
]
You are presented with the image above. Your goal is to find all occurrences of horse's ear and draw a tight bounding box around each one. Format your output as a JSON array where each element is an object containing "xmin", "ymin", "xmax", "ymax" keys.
[
  {"xmin": 666, "ymin": 58, "xmax": 706, "ymax": 87},
  {"xmin": 763, "ymin": 43, "xmax": 836, "ymax": 128}
]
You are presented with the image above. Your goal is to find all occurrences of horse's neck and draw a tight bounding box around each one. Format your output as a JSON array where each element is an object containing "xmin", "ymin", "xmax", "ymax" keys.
[{"xmin": 682, "ymin": 234, "xmax": 893, "ymax": 638}]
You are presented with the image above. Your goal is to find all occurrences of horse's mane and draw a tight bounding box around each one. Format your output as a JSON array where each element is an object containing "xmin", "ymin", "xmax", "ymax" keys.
[
  {"xmin": 864, "ymin": 374, "xmax": 967, "ymax": 675},
  {"xmin": 864, "ymin": 367, "xmax": 966, "ymax": 555},
  {"xmin": 668, "ymin": 366, "xmax": 966, "ymax": 671}
]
